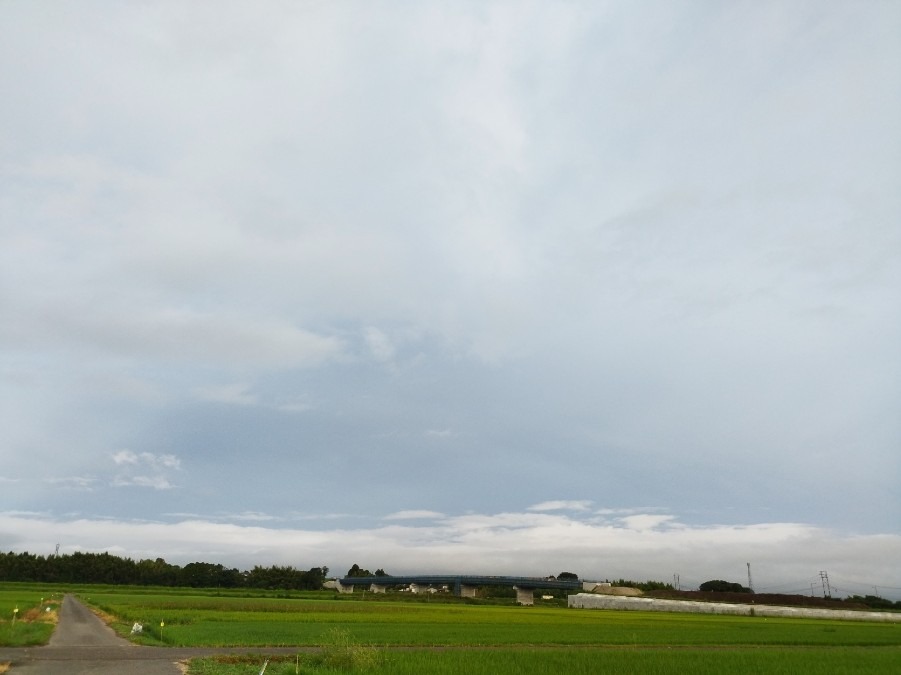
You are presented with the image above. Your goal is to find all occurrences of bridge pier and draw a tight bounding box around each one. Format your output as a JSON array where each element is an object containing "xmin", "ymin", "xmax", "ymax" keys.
[
  {"xmin": 334, "ymin": 574, "xmax": 582, "ymax": 600},
  {"xmin": 514, "ymin": 587, "xmax": 534, "ymax": 605},
  {"xmin": 459, "ymin": 584, "xmax": 478, "ymax": 599}
]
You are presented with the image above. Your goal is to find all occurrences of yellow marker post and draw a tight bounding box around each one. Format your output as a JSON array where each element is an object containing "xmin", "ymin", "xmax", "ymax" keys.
[
  {"xmin": 12, "ymin": 606, "xmax": 18, "ymax": 628},
  {"xmin": 160, "ymin": 620, "xmax": 165, "ymax": 642}
]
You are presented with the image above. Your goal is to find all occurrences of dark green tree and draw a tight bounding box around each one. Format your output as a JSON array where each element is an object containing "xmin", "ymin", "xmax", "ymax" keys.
[
  {"xmin": 346, "ymin": 564, "xmax": 372, "ymax": 577},
  {"xmin": 699, "ymin": 579, "xmax": 752, "ymax": 593}
]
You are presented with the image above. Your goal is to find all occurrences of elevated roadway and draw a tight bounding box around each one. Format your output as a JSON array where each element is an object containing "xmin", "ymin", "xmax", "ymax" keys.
[{"xmin": 335, "ymin": 575, "xmax": 582, "ymax": 605}]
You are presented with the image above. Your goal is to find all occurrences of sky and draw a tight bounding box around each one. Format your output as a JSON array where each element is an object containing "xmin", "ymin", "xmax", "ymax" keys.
[{"xmin": 1, "ymin": 1, "xmax": 900, "ymax": 600}]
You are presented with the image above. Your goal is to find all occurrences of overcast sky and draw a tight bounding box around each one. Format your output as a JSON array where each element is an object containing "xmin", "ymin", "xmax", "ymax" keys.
[{"xmin": 2, "ymin": 1, "xmax": 899, "ymax": 600}]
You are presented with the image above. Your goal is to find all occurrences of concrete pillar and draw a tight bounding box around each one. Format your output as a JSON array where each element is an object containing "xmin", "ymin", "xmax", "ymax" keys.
[
  {"xmin": 459, "ymin": 584, "xmax": 478, "ymax": 599},
  {"xmin": 410, "ymin": 583, "xmax": 423, "ymax": 594},
  {"xmin": 336, "ymin": 580, "xmax": 354, "ymax": 594},
  {"xmin": 370, "ymin": 584, "xmax": 387, "ymax": 594},
  {"xmin": 514, "ymin": 587, "xmax": 534, "ymax": 605}
]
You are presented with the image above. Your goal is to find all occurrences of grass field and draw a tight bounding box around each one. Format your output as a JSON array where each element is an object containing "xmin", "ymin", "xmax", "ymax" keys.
[
  {"xmin": 0, "ymin": 586, "xmax": 60, "ymax": 646},
  {"xmin": 2, "ymin": 583, "xmax": 899, "ymax": 672},
  {"xmin": 188, "ymin": 647, "xmax": 901, "ymax": 675},
  {"xmin": 81, "ymin": 588, "xmax": 901, "ymax": 649}
]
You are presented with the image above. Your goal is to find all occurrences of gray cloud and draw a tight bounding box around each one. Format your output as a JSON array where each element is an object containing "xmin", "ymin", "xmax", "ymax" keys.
[{"xmin": 1, "ymin": 1, "xmax": 898, "ymax": 592}]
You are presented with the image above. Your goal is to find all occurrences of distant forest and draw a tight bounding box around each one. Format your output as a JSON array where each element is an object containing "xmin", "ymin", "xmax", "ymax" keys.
[{"xmin": 0, "ymin": 551, "xmax": 327, "ymax": 590}]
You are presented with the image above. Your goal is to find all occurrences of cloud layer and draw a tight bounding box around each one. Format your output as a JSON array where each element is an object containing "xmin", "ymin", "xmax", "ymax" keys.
[
  {"xmin": 1, "ymin": 1, "xmax": 899, "ymax": 597},
  {"xmin": 2, "ymin": 508, "xmax": 898, "ymax": 600}
]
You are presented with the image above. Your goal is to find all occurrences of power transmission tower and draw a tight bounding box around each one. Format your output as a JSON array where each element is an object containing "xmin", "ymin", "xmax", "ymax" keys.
[
  {"xmin": 819, "ymin": 570, "xmax": 831, "ymax": 598},
  {"xmin": 746, "ymin": 562, "xmax": 753, "ymax": 593}
]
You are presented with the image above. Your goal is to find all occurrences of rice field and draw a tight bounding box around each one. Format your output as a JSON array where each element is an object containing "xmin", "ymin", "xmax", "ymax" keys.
[
  {"xmin": 2, "ymin": 583, "xmax": 899, "ymax": 672},
  {"xmin": 82, "ymin": 589, "xmax": 901, "ymax": 649},
  {"xmin": 188, "ymin": 647, "xmax": 901, "ymax": 675}
]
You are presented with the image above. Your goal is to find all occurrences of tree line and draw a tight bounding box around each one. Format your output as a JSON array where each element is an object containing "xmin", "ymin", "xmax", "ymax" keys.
[{"xmin": 0, "ymin": 551, "xmax": 328, "ymax": 590}]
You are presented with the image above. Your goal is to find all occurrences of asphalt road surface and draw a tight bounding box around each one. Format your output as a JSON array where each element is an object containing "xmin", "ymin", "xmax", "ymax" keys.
[{"xmin": 0, "ymin": 595, "xmax": 297, "ymax": 674}]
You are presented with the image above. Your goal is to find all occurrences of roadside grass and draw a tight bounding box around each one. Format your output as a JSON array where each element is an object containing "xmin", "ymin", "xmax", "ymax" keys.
[
  {"xmin": 188, "ymin": 647, "xmax": 901, "ymax": 675},
  {"xmin": 0, "ymin": 587, "xmax": 59, "ymax": 646}
]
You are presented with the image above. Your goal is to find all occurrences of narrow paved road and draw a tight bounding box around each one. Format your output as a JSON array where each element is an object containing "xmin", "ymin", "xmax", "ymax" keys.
[
  {"xmin": 0, "ymin": 595, "xmax": 300, "ymax": 674},
  {"xmin": 49, "ymin": 593, "xmax": 141, "ymax": 648},
  {"xmin": 2, "ymin": 595, "xmax": 183, "ymax": 674}
]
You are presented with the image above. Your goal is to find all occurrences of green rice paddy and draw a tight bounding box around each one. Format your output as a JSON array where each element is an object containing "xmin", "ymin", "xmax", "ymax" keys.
[
  {"xmin": 82, "ymin": 589, "xmax": 901, "ymax": 649},
  {"xmin": 2, "ymin": 583, "xmax": 899, "ymax": 672},
  {"xmin": 188, "ymin": 647, "xmax": 901, "ymax": 675}
]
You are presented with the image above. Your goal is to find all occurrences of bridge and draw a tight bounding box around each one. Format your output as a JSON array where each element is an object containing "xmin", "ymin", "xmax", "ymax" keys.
[{"xmin": 333, "ymin": 575, "xmax": 583, "ymax": 605}]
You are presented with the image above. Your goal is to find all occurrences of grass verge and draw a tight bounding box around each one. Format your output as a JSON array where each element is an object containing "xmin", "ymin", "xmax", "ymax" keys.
[
  {"xmin": 0, "ymin": 587, "xmax": 60, "ymax": 646},
  {"xmin": 187, "ymin": 646, "xmax": 901, "ymax": 674}
]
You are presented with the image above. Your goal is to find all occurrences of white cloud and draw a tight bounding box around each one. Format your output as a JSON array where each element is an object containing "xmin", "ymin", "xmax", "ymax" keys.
[
  {"xmin": 384, "ymin": 510, "xmax": 446, "ymax": 521},
  {"xmin": 619, "ymin": 514, "xmax": 679, "ymax": 531},
  {"xmin": 528, "ymin": 500, "xmax": 593, "ymax": 512},
  {"xmin": 1, "ymin": 509, "xmax": 899, "ymax": 600},
  {"xmin": 112, "ymin": 451, "xmax": 181, "ymax": 471},
  {"xmin": 112, "ymin": 475, "xmax": 175, "ymax": 490},
  {"xmin": 109, "ymin": 451, "xmax": 181, "ymax": 490},
  {"xmin": 111, "ymin": 450, "xmax": 139, "ymax": 465},
  {"xmin": 227, "ymin": 511, "xmax": 280, "ymax": 522},
  {"xmin": 287, "ymin": 513, "xmax": 357, "ymax": 522},
  {"xmin": 596, "ymin": 507, "xmax": 667, "ymax": 516},
  {"xmin": 157, "ymin": 455, "xmax": 181, "ymax": 470},
  {"xmin": 193, "ymin": 386, "xmax": 317, "ymax": 414},
  {"xmin": 44, "ymin": 477, "xmax": 97, "ymax": 490},
  {"xmin": 4, "ymin": 302, "xmax": 345, "ymax": 369}
]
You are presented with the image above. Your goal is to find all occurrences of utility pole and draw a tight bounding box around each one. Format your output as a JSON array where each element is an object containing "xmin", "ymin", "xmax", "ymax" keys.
[
  {"xmin": 673, "ymin": 573, "xmax": 680, "ymax": 591},
  {"xmin": 819, "ymin": 570, "xmax": 831, "ymax": 598},
  {"xmin": 746, "ymin": 563, "xmax": 753, "ymax": 593}
]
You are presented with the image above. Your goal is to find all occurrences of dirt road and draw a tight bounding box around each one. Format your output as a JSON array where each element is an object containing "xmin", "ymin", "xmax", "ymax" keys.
[{"xmin": 0, "ymin": 595, "xmax": 295, "ymax": 674}]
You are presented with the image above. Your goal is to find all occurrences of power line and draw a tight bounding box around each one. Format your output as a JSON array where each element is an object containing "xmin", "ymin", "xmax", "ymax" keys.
[{"xmin": 754, "ymin": 577, "xmax": 822, "ymax": 592}]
